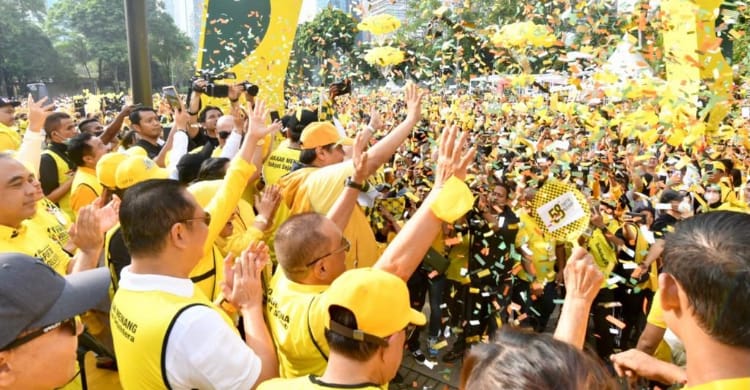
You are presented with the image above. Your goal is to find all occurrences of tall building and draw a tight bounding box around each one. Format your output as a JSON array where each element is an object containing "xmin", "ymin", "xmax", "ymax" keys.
[
  {"xmin": 163, "ymin": 0, "xmax": 203, "ymax": 53},
  {"xmin": 367, "ymin": 0, "xmax": 407, "ymax": 22},
  {"xmin": 316, "ymin": 0, "xmax": 355, "ymax": 13}
]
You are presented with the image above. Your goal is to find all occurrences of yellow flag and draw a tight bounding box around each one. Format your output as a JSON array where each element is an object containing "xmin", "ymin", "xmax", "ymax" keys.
[{"xmin": 196, "ymin": 0, "xmax": 303, "ymax": 111}]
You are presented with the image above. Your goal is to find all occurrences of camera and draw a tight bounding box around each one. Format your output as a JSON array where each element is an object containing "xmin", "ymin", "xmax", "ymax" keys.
[{"xmin": 191, "ymin": 71, "xmax": 260, "ymax": 98}]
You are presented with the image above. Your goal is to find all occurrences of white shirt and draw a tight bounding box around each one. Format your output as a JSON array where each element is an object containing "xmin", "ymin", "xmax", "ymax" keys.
[{"xmin": 118, "ymin": 267, "xmax": 261, "ymax": 390}]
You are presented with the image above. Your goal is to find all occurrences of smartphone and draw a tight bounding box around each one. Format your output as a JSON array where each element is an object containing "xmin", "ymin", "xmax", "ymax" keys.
[
  {"xmin": 270, "ymin": 110, "xmax": 280, "ymax": 122},
  {"xmin": 162, "ymin": 86, "xmax": 181, "ymax": 111}
]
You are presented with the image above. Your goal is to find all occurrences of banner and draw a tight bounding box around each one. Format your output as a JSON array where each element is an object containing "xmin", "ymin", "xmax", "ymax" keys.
[{"xmin": 196, "ymin": 0, "xmax": 303, "ymax": 111}]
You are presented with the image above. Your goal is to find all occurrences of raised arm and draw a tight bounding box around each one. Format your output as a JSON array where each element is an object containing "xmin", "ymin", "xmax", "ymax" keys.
[
  {"xmin": 100, "ymin": 104, "xmax": 137, "ymax": 145},
  {"xmin": 375, "ymin": 125, "xmax": 475, "ymax": 281},
  {"xmin": 362, "ymin": 83, "xmax": 425, "ymax": 175},
  {"xmin": 553, "ymin": 247, "xmax": 604, "ymax": 348},
  {"xmin": 222, "ymin": 242, "xmax": 279, "ymax": 387},
  {"xmin": 17, "ymin": 95, "xmax": 54, "ymax": 175},
  {"xmin": 326, "ymin": 130, "xmax": 370, "ymax": 231}
]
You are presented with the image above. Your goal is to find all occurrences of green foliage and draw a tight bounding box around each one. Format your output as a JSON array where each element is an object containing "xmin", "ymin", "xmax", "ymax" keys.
[
  {"xmin": 45, "ymin": 0, "xmax": 192, "ymax": 92},
  {"xmin": 0, "ymin": 0, "xmax": 77, "ymax": 95},
  {"xmin": 286, "ymin": 7, "xmax": 360, "ymax": 88}
]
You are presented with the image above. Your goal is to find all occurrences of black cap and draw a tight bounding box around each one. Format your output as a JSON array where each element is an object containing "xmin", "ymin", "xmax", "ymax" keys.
[
  {"xmin": 659, "ymin": 189, "xmax": 685, "ymax": 204},
  {"xmin": 0, "ymin": 253, "xmax": 110, "ymax": 349},
  {"xmin": 0, "ymin": 97, "xmax": 20, "ymax": 108}
]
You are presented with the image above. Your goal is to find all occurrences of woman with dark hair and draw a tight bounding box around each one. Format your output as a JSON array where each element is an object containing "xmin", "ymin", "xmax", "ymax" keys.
[{"xmin": 460, "ymin": 328, "xmax": 617, "ymax": 390}]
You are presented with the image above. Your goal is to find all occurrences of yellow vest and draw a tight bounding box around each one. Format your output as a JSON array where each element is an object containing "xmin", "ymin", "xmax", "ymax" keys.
[
  {"xmin": 70, "ymin": 166, "xmax": 102, "ymax": 218},
  {"xmin": 189, "ymin": 245, "xmax": 224, "ymax": 301},
  {"xmin": 111, "ymin": 284, "xmax": 235, "ymax": 390},
  {"xmin": 587, "ymin": 228, "xmax": 616, "ymax": 287},
  {"xmin": 266, "ymin": 271, "xmax": 329, "ymax": 378},
  {"xmin": 258, "ymin": 376, "xmax": 383, "ymax": 390},
  {"xmin": 262, "ymin": 143, "xmax": 300, "ymax": 186},
  {"xmin": 516, "ymin": 211, "xmax": 557, "ymax": 283},
  {"xmin": 0, "ymin": 220, "xmax": 70, "ymax": 275},
  {"xmin": 30, "ymin": 197, "xmax": 71, "ymax": 248},
  {"xmin": 42, "ymin": 148, "xmax": 75, "ymax": 221}
]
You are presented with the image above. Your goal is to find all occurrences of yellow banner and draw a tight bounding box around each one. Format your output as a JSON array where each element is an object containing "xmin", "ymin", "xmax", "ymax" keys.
[{"xmin": 196, "ymin": 0, "xmax": 303, "ymax": 112}]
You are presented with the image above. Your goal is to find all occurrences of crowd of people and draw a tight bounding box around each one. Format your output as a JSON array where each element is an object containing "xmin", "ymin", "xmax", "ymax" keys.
[{"xmin": 0, "ymin": 73, "xmax": 749, "ymax": 390}]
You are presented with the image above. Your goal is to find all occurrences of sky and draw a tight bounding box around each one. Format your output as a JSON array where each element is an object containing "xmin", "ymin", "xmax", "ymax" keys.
[{"xmin": 299, "ymin": 0, "xmax": 319, "ymax": 24}]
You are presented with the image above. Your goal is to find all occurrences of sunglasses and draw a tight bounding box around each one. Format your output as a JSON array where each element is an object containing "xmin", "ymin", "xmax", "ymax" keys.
[
  {"xmin": 1, "ymin": 318, "xmax": 77, "ymax": 351},
  {"xmin": 218, "ymin": 131, "xmax": 231, "ymax": 139},
  {"xmin": 306, "ymin": 236, "xmax": 350, "ymax": 267}
]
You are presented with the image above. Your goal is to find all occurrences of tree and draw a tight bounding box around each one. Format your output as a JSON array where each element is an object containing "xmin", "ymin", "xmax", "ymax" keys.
[
  {"xmin": 0, "ymin": 0, "xmax": 77, "ymax": 96},
  {"xmin": 291, "ymin": 7, "xmax": 358, "ymax": 86},
  {"xmin": 46, "ymin": 0, "xmax": 192, "ymax": 92}
]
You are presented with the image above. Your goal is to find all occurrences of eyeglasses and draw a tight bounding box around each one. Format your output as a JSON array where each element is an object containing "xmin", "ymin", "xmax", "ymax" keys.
[
  {"xmin": 305, "ymin": 236, "xmax": 350, "ymax": 267},
  {"xmin": 179, "ymin": 210, "xmax": 211, "ymax": 226},
  {"xmin": 1, "ymin": 317, "xmax": 77, "ymax": 351}
]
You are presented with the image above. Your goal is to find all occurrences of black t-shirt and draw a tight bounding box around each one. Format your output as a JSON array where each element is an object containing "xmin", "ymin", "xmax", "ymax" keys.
[
  {"xmin": 467, "ymin": 206, "xmax": 520, "ymax": 283},
  {"xmin": 40, "ymin": 142, "xmax": 76, "ymax": 198},
  {"xmin": 134, "ymin": 139, "xmax": 162, "ymax": 159}
]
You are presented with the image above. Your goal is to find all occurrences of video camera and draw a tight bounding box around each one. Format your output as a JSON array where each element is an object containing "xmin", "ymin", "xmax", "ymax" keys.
[{"xmin": 191, "ymin": 70, "xmax": 259, "ymax": 98}]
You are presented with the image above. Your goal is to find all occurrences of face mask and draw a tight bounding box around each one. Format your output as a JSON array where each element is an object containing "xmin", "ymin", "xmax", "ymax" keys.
[
  {"xmin": 704, "ymin": 191, "xmax": 720, "ymax": 206},
  {"xmin": 678, "ymin": 200, "xmax": 692, "ymax": 215}
]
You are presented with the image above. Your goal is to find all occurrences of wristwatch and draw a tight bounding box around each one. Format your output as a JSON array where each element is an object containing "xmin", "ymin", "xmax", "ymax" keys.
[{"xmin": 345, "ymin": 177, "xmax": 367, "ymax": 191}]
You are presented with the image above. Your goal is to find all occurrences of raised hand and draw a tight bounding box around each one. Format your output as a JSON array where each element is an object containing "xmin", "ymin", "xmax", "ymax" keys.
[
  {"xmin": 222, "ymin": 241, "xmax": 269, "ymax": 311},
  {"xmin": 70, "ymin": 205, "xmax": 103, "ymax": 254},
  {"xmin": 254, "ymin": 185, "xmax": 281, "ymax": 227},
  {"xmin": 562, "ymin": 247, "xmax": 604, "ymax": 303},
  {"xmin": 246, "ymin": 100, "xmax": 279, "ymax": 141},
  {"xmin": 403, "ymin": 82, "xmax": 426, "ymax": 121},
  {"xmin": 351, "ymin": 130, "xmax": 370, "ymax": 184},
  {"xmin": 433, "ymin": 124, "xmax": 475, "ymax": 189},
  {"xmin": 27, "ymin": 94, "xmax": 55, "ymax": 132}
]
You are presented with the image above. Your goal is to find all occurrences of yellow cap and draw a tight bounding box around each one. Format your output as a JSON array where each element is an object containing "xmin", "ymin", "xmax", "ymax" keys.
[
  {"xmin": 300, "ymin": 122, "xmax": 353, "ymax": 149},
  {"xmin": 96, "ymin": 152, "xmax": 128, "ymax": 189},
  {"xmin": 115, "ymin": 156, "xmax": 168, "ymax": 190},
  {"xmin": 323, "ymin": 268, "xmax": 425, "ymax": 341},
  {"xmin": 187, "ymin": 179, "xmax": 221, "ymax": 208}
]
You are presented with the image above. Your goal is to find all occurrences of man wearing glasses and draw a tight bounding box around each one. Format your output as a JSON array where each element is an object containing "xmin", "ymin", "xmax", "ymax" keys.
[
  {"xmin": 267, "ymin": 125, "xmax": 475, "ymax": 378},
  {"xmin": 0, "ymin": 253, "xmax": 110, "ymax": 390}
]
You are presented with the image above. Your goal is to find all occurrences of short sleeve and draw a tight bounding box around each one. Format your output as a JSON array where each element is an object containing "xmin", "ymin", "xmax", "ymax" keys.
[{"xmin": 166, "ymin": 306, "xmax": 261, "ymax": 389}]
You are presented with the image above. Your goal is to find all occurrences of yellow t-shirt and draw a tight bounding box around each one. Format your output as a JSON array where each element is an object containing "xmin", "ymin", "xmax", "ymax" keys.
[
  {"xmin": 263, "ymin": 142, "xmax": 301, "ymax": 186},
  {"xmin": 258, "ymin": 375, "xmax": 382, "ymax": 390},
  {"xmin": 686, "ymin": 378, "xmax": 750, "ymax": 389},
  {"xmin": 192, "ymin": 158, "xmax": 256, "ymax": 301},
  {"xmin": 445, "ymin": 233, "xmax": 470, "ymax": 284},
  {"xmin": 0, "ymin": 220, "xmax": 70, "ymax": 275},
  {"xmin": 0, "ymin": 122, "xmax": 21, "ymax": 151},
  {"xmin": 70, "ymin": 166, "xmax": 102, "ymax": 217},
  {"xmin": 301, "ymin": 162, "xmax": 380, "ymax": 268},
  {"xmin": 266, "ymin": 271, "xmax": 329, "ymax": 378},
  {"xmin": 515, "ymin": 211, "xmax": 557, "ymax": 283},
  {"xmin": 30, "ymin": 198, "xmax": 71, "ymax": 248},
  {"xmin": 645, "ymin": 293, "xmax": 673, "ymax": 362}
]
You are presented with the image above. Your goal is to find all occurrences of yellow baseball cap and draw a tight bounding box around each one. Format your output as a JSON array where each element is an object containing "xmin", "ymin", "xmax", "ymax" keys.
[
  {"xmin": 323, "ymin": 268, "xmax": 425, "ymax": 344},
  {"xmin": 96, "ymin": 152, "xmax": 128, "ymax": 189},
  {"xmin": 187, "ymin": 179, "xmax": 221, "ymax": 208},
  {"xmin": 300, "ymin": 122, "xmax": 353, "ymax": 149},
  {"xmin": 115, "ymin": 155, "xmax": 168, "ymax": 190}
]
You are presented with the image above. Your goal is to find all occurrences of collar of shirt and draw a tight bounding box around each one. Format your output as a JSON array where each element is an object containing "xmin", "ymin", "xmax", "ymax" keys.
[
  {"xmin": 0, "ymin": 221, "xmax": 27, "ymax": 240},
  {"xmin": 118, "ymin": 266, "xmax": 195, "ymax": 297}
]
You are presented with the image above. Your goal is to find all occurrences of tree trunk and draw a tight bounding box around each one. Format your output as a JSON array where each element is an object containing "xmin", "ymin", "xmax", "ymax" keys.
[{"xmin": 97, "ymin": 58, "xmax": 103, "ymax": 92}]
